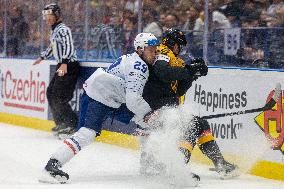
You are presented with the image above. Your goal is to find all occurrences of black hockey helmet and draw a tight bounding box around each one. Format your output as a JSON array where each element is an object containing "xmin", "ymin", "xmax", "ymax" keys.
[
  {"xmin": 162, "ymin": 28, "xmax": 187, "ymax": 50},
  {"xmin": 42, "ymin": 3, "xmax": 61, "ymax": 19}
]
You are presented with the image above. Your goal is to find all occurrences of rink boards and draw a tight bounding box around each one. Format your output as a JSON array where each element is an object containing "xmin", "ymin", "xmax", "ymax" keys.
[{"xmin": 0, "ymin": 58, "xmax": 284, "ymax": 181}]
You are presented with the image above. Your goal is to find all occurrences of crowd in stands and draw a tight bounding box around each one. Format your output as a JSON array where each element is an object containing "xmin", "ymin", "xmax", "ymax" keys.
[{"xmin": 0, "ymin": 0, "xmax": 283, "ymax": 68}]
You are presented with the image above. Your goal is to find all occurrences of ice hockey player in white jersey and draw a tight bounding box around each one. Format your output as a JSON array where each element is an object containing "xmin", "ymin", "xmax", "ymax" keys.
[{"xmin": 39, "ymin": 33, "xmax": 159, "ymax": 184}]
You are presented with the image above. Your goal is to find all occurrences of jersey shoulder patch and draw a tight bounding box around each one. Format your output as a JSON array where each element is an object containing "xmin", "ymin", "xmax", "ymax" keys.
[{"xmin": 156, "ymin": 54, "xmax": 170, "ymax": 62}]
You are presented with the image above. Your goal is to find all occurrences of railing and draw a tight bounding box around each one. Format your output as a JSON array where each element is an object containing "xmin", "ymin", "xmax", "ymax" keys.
[
  {"xmin": 185, "ymin": 28, "xmax": 284, "ymax": 69},
  {"xmin": 0, "ymin": 0, "xmax": 283, "ymax": 69}
]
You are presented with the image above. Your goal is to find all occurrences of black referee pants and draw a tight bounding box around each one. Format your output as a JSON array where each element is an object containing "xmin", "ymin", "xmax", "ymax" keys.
[{"xmin": 47, "ymin": 61, "xmax": 80, "ymax": 128}]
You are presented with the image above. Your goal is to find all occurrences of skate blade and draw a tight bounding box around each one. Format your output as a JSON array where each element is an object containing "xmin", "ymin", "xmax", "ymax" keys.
[
  {"xmin": 38, "ymin": 170, "xmax": 68, "ymax": 184},
  {"xmin": 169, "ymin": 175, "xmax": 199, "ymax": 187},
  {"xmin": 57, "ymin": 133, "xmax": 71, "ymax": 140},
  {"xmin": 219, "ymin": 168, "xmax": 241, "ymax": 180}
]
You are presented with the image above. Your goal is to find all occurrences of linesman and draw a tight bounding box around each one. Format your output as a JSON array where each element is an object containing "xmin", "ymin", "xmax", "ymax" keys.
[{"xmin": 33, "ymin": 3, "xmax": 80, "ymax": 136}]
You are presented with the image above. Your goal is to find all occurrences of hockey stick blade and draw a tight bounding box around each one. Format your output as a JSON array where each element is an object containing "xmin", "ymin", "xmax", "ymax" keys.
[
  {"xmin": 262, "ymin": 83, "xmax": 281, "ymax": 111},
  {"xmin": 201, "ymin": 83, "xmax": 282, "ymax": 120}
]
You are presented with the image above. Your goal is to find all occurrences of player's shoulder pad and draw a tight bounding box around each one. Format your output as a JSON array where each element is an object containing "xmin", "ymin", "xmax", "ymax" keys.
[
  {"xmin": 156, "ymin": 54, "xmax": 170, "ymax": 62},
  {"xmin": 157, "ymin": 44, "xmax": 170, "ymax": 55}
]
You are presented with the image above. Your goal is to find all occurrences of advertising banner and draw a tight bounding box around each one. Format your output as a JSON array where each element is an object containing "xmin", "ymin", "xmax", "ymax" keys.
[
  {"xmin": 185, "ymin": 68, "xmax": 284, "ymax": 163},
  {"xmin": 0, "ymin": 59, "xmax": 50, "ymax": 119},
  {"xmin": 1, "ymin": 59, "xmax": 283, "ymax": 167}
]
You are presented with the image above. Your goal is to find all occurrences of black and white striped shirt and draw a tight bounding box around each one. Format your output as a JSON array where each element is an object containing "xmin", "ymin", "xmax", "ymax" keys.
[{"xmin": 41, "ymin": 22, "xmax": 77, "ymax": 64}]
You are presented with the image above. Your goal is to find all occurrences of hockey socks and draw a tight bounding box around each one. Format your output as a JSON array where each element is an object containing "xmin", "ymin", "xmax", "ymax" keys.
[
  {"xmin": 199, "ymin": 140, "xmax": 224, "ymax": 166},
  {"xmin": 51, "ymin": 127, "xmax": 96, "ymax": 165},
  {"xmin": 40, "ymin": 127, "xmax": 96, "ymax": 183}
]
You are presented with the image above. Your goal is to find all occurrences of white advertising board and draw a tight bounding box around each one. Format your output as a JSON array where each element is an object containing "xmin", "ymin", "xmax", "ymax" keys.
[
  {"xmin": 0, "ymin": 59, "xmax": 51, "ymax": 119},
  {"xmin": 185, "ymin": 68, "xmax": 284, "ymax": 164},
  {"xmin": 1, "ymin": 58, "xmax": 283, "ymax": 166}
]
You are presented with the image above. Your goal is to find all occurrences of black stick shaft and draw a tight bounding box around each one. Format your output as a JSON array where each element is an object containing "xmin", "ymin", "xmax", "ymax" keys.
[{"xmin": 201, "ymin": 99, "xmax": 276, "ymax": 120}]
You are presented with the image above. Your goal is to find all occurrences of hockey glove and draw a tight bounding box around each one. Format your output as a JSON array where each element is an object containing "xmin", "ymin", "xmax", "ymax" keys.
[
  {"xmin": 133, "ymin": 111, "xmax": 160, "ymax": 136},
  {"xmin": 185, "ymin": 58, "xmax": 208, "ymax": 77},
  {"xmin": 143, "ymin": 110, "xmax": 159, "ymax": 125},
  {"xmin": 133, "ymin": 111, "xmax": 159, "ymax": 130}
]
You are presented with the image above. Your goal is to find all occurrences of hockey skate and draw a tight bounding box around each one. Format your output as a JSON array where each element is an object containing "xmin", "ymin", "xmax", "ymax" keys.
[
  {"xmin": 51, "ymin": 124, "xmax": 69, "ymax": 135},
  {"xmin": 38, "ymin": 159, "xmax": 69, "ymax": 184},
  {"xmin": 214, "ymin": 160, "xmax": 240, "ymax": 179},
  {"xmin": 56, "ymin": 127, "xmax": 76, "ymax": 140},
  {"xmin": 139, "ymin": 152, "xmax": 167, "ymax": 176},
  {"xmin": 51, "ymin": 124, "xmax": 65, "ymax": 134},
  {"xmin": 169, "ymin": 171, "xmax": 200, "ymax": 187}
]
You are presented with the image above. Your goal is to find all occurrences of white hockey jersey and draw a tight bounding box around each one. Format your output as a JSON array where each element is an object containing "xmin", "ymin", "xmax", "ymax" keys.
[{"xmin": 83, "ymin": 52, "xmax": 152, "ymax": 120}]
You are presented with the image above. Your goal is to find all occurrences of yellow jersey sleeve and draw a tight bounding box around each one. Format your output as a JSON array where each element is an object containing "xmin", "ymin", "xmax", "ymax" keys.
[{"xmin": 157, "ymin": 44, "xmax": 185, "ymax": 68}]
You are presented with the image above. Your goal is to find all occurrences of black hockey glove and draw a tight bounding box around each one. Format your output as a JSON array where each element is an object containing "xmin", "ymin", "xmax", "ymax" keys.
[{"xmin": 185, "ymin": 58, "xmax": 208, "ymax": 77}]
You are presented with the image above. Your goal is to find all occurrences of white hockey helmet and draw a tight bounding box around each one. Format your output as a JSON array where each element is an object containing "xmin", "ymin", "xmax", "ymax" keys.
[{"xmin": 134, "ymin": 33, "xmax": 159, "ymax": 51}]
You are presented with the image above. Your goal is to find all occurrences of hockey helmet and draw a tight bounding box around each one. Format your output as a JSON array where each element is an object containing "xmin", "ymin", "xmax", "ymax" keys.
[
  {"xmin": 42, "ymin": 3, "xmax": 61, "ymax": 19},
  {"xmin": 134, "ymin": 33, "xmax": 159, "ymax": 51},
  {"xmin": 162, "ymin": 28, "xmax": 187, "ymax": 49}
]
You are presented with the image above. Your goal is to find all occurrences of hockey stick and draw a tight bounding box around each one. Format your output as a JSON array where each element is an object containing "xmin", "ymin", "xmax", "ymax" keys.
[{"xmin": 201, "ymin": 83, "xmax": 281, "ymax": 120}]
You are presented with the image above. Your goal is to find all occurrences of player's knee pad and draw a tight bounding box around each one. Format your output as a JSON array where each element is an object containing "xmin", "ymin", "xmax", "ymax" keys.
[{"xmin": 64, "ymin": 127, "xmax": 96, "ymax": 154}]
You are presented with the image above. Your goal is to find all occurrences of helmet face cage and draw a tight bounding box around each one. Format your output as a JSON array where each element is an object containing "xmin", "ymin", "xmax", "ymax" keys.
[
  {"xmin": 162, "ymin": 29, "xmax": 187, "ymax": 50},
  {"xmin": 42, "ymin": 3, "xmax": 60, "ymax": 19}
]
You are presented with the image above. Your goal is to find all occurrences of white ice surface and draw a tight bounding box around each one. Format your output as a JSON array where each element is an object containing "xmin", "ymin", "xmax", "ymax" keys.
[{"xmin": 0, "ymin": 122, "xmax": 283, "ymax": 189}]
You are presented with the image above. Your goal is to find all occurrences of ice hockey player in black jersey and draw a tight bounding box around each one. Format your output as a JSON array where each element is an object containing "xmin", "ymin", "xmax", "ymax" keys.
[{"xmin": 140, "ymin": 28, "xmax": 240, "ymax": 179}]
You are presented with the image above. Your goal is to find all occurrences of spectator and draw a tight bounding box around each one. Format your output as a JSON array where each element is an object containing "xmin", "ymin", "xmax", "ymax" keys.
[
  {"xmin": 242, "ymin": 0, "xmax": 262, "ymax": 20},
  {"xmin": 267, "ymin": 6, "xmax": 284, "ymax": 68},
  {"xmin": 74, "ymin": 1, "xmax": 85, "ymax": 23},
  {"xmin": 223, "ymin": 5, "xmax": 241, "ymax": 28},
  {"xmin": 241, "ymin": 12, "xmax": 260, "ymax": 28},
  {"xmin": 143, "ymin": 0, "xmax": 160, "ymax": 7},
  {"xmin": 193, "ymin": 2, "xmax": 231, "ymax": 32},
  {"xmin": 267, "ymin": 0, "xmax": 284, "ymax": 17},
  {"xmin": 221, "ymin": 0, "xmax": 242, "ymax": 28},
  {"xmin": 219, "ymin": 0, "xmax": 234, "ymax": 13},
  {"xmin": 182, "ymin": 6, "xmax": 199, "ymax": 31},
  {"xmin": 124, "ymin": 0, "xmax": 139, "ymax": 14},
  {"xmin": 266, "ymin": 6, "xmax": 284, "ymax": 27},
  {"xmin": 164, "ymin": 13, "xmax": 180, "ymax": 31},
  {"xmin": 259, "ymin": 9, "xmax": 270, "ymax": 27},
  {"xmin": 238, "ymin": 12, "xmax": 265, "ymax": 66},
  {"xmin": 123, "ymin": 16, "xmax": 138, "ymax": 54},
  {"xmin": 7, "ymin": 6, "xmax": 29, "ymax": 57},
  {"xmin": 24, "ymin": 20, "xmax": 41, "ymax": 57},
  {"xmin": 122, "ymin": 9, "xmax": 135, "ymax": 22},
  {"xmin": 143, "ymin": 7, "xmax": 162, "ymax": 37},
  {"xmin": 159, "ymin": 13, "xmax": 167, "ymax": 31}
]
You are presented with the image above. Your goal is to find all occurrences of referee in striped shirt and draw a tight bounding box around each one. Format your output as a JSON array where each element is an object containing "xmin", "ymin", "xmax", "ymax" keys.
[{"xmin": 33, "ymin": 3, "xmax": 80, "ymax": 137}]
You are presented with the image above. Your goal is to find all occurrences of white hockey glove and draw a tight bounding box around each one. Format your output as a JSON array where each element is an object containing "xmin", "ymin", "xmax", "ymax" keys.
[
  {"xmin": 143, "ymin": 110, "xmax": 159, "ymax": 125},
  {"xmin": 133, "ymin": 110, "xmax": 161, "ymax": 136}
]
